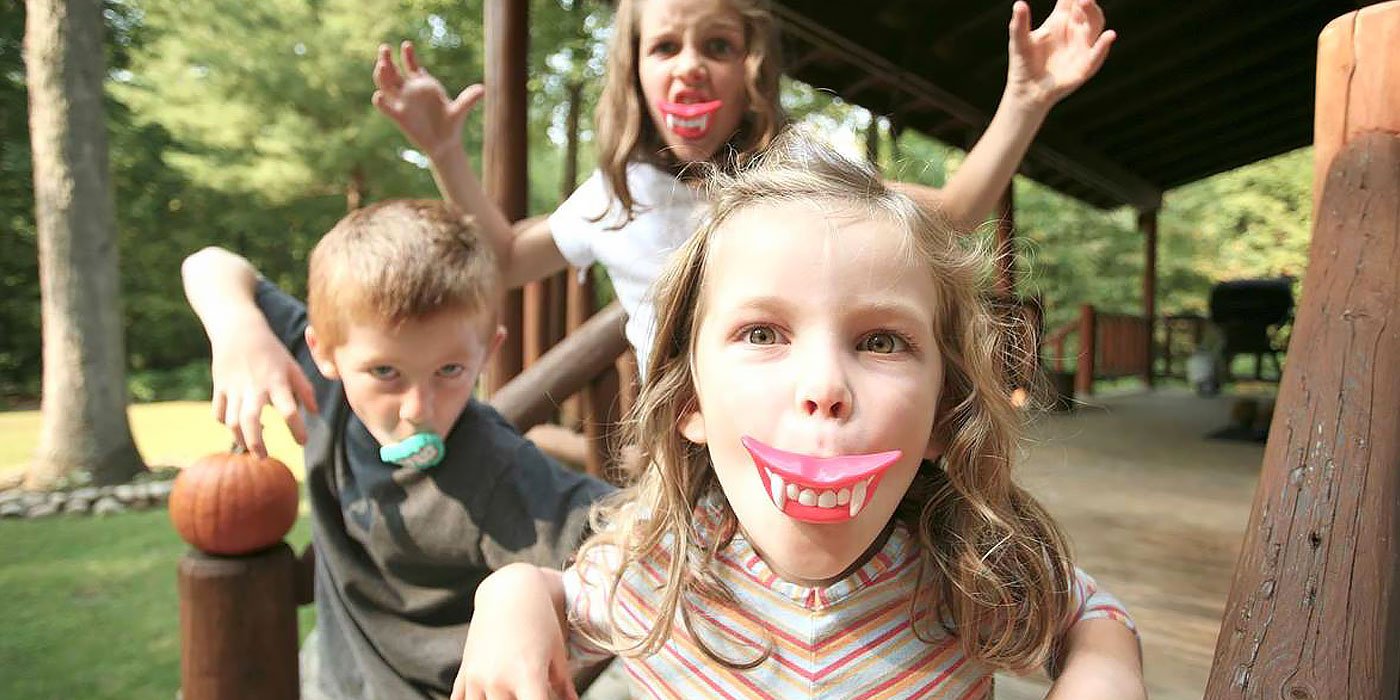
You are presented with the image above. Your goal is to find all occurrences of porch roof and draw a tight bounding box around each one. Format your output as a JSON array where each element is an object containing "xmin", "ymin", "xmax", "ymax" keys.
[{"xmin": 774, "ymin": 0, "xmax": 1380, "ymax": 210}]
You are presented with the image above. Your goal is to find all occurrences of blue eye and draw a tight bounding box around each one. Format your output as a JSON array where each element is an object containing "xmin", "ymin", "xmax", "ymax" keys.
[
  {"xmin": 859, "ymin": 332, "xmax": 907, "ymax": 354},
  {"xmin": 705, "ymin": 38, "xmax": 735, "ymax": 57}
]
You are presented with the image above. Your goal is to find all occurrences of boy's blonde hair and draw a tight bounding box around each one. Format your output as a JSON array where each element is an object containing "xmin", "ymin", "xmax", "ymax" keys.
[
  {"xmin": 593, "ymin": 0, "xmax": 785, "ymax": 224},
  {"xmin": 580, "ymin": 131, "xmax": 1077, "ymax": 671},
  {"xmin": 307, "ymin": 199, "xmax": 499, "ymax": 347}
]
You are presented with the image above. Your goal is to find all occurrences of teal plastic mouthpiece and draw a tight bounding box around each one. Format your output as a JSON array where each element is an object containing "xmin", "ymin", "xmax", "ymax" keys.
[{"xmin": 379, "ymin": 432, "xmax": 446, "ymax": 470}]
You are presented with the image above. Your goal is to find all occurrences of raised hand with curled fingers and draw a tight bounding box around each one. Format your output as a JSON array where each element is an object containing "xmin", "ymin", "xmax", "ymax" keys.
[
  {"xmin": 372, "ymin": 41, "xmax": 484, "ymax": 162},
  {"xmin": 1005, "ymin": 0, "xmax": 1117, "ymax": 110}
]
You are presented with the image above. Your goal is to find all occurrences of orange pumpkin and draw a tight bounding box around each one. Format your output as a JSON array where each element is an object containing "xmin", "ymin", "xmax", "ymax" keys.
[{"xmin": 169, "ymin": 447, "xmax": 300, "ymax": 556}]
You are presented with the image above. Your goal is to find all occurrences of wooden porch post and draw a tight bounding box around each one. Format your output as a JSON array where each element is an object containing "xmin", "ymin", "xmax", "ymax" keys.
[
  {"xmin": 483, "ymin": 0, "xmax": 528, "ymax": 393},
  {"xmin": 994, "ymin": 183, "xmax": 1016, "ymax": 299},
  {"xmin": 1139, "ymin": 207, "xmax": 1158, "ymax": 387},
  {"xmin": 1205, "ymin": 3, "xmax": 1400, "ymax": 697},
  {"xmin": 1075, "ymin": 304, "xmax": 1095, "ymax": 398}
]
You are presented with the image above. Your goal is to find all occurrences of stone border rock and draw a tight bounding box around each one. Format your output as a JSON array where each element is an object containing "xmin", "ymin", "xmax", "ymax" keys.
[{"xmin": 0, "ymin": 479, "xmax": 175, "ymax": 520}]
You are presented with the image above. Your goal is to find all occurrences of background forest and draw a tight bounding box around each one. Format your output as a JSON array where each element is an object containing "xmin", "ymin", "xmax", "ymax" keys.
[{"xmin": 0, "ymin": 0, "xmax": 1312, "ymax": 407}]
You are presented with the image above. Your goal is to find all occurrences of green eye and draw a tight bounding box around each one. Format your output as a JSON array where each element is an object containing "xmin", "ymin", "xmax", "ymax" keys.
[
  {"xmin": 369, "ymin": 366, "xmax": 399, "ymax": 380},
  {"xmin": 438, "ymin": 364, "xmax": 465, "ymax": 378},
  {"xmin": 746, "ymin": 326, "xmax": 778, "ymax": 345},
  {"xmin": 860, "ymin": 332, "xmax": 906, "ymax": 354}
]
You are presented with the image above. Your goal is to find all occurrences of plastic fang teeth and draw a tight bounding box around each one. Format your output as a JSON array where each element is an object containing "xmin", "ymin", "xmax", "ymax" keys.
[
  {"xmin": 837, "ymin": 488, "xmax": 851, "ymax": 506},
  {"xmin": 848, "ymin": 479, "xmax": 869, "ymax": 518},
  {"xmin": 798, "ymin": 488, "xmax": 817, "ymax": 507},
  {"xmin": 786, "ymin": 483, "xmax": 799, "ymax": 500},
  {"xmin": 817, "ymin": 490, "xmax": 837, "ymax": 508},
  {"xmin": 768, "ymin": 469, "xmax": 785, "ymax": 510},
  {"xmin": 664, "ymin": 113, "xmax": 710, "ymax": 133}
]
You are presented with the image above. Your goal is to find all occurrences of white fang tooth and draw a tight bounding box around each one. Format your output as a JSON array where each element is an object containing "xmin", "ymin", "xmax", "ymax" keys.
[
  {"xmin": 798, "ymin": 489, "xmax": 817, "ymax": 507},
  {"xmin": 849, "ymin": 480, "xmax": 868, "ymax": 518},
  {"xmin": 817, "ymin": 490, "xmax": 837, "ymax": 508},
  {"xmin": 666, "ymin": 114, "xmax": 676, "ymax": 129},
  {"xmin": 786, "ymin": 483, "xmax": 799, "ymax": 499},
  {"xmin": 769, "ymin": 470, "xmax": 785, "ymax": 510},
  {"xmin": 837, "ymin": 488, "xmax": 851, "ymax": 506}
]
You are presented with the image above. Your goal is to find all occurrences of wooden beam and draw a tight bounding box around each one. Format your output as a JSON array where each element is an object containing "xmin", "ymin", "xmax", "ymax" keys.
[
  {"xmin": 1142, "ymin": 105, "xmax": 1312, "ymax": 183},
  {"xmin": 1206, "ymin": 3, "xmax": 1400, "ymax": 696},
  {"xmin": 1092, "ymin": 61, "xmax": 1310, "ymax": 151},
  {"xmin": 1113, "ymin": 92, "xmax": 1312, "ymax": 165},
  {"xmin": 491, "ymin": 302, "xmax": 628, "ymax": 436},
  {"xmin": 482, "ymin": 0, "xmax": 528, "ymax": 394},
  {"xmin": 994, "ymin": 184, "xmax": 1015, "ymax": 298},
  {"xmin": 1078, "ymin": 35, "xmax": 1313, "ymax": 135},
  {"xmin": 1054, "ymin": 1, "xmax": 1326, "ymax": 122},
  {"xmin": 1139, "ymin": 208, "xmax": 1157, "ymax": 388},
  {"xmin": 772, "ymin": 2, "xmax": 1162, "ymax": 211},
  {"xmin": 1075, "ymin": 304, "xmax": 1095, "ymax": 398}
]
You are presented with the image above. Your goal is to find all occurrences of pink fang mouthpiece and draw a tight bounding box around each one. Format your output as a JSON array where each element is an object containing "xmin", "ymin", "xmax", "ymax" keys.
[{"xmin": 740, "ymin": 436, "xmax": 903, "ymax": 524}]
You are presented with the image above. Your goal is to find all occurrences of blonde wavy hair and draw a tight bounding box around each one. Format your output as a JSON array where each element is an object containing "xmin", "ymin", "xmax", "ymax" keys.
[
  {"xmin": 576, "ymin": 130, "xmax": 1079, "ymax": 673},
  {"xmin": 592, "ymin": 0, "xmax": 784, "ymax": 226}
]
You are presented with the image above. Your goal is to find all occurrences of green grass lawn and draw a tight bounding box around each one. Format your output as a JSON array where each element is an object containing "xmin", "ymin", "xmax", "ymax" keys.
[
  {"xmin": 1, "ymin": 401, "xmax": 307, "ymax": 478},
  {"xmin": 1, "ymin": 402, "xmax": 314, "ymax": 698}
]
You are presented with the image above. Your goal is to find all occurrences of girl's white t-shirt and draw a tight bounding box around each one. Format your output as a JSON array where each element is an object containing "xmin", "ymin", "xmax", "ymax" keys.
[{"xmin": 549, "ymin": 162, "xmax": 706, "ymax": 375}]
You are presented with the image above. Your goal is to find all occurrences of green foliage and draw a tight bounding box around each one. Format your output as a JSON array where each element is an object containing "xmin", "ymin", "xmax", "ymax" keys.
[
  {"xmin": 127, "ymin": 360, "xmax": 212, "ymax": 403},
  {"xmin": 3, "ymin": 0, "xmax": 1314, "ymax": 401}
]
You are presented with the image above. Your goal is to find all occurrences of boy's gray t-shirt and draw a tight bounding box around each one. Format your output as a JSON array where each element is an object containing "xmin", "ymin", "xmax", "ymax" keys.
[{"xmin": 255, "ymin": 280, "xmax": 612, "ymax": 699}]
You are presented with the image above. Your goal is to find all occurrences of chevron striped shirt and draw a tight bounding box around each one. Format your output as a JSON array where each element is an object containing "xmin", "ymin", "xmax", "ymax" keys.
[{"xmin": 563, "ymin": 503, "xmax": 1134, "ymax": 699}]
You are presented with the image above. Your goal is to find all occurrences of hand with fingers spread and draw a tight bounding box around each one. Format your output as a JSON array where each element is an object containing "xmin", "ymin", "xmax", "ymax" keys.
[
  {"xmin": 373, "ymin": 41, "xmax": 484, "ymax": 162},
  {"xmin": 210, "ymin": 322, "xmax": 318, "ymax": 459},
  {"xmin": 451, "ymin": 564, "xmax": 578, "ymax": 700},
  {"xmin": 1006, "ymin": 0, "xmax": 1116, "ymax": 110}
]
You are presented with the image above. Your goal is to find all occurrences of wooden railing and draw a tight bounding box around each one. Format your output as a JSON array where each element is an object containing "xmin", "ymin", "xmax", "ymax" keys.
[{"xmin": 1042, "ymin": 304, "xmax": 1151, "ymax": 397}]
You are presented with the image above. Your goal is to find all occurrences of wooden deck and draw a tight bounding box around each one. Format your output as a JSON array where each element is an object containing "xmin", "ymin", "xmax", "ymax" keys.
[{"xmin": 997, "ymin": 387, "xmax": 1268, "ymax": 699}]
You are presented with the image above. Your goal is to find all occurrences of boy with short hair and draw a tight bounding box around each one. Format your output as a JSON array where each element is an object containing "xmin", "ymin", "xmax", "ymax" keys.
[{"xmin": 182, "ymin": 199, "xmax": 611, "ymax": 699}]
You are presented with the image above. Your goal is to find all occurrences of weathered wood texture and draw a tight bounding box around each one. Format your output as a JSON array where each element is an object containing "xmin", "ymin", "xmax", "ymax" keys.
[
  {"xmin": 489, "ymin": 302, "xmax": 628, "ymax": 437},
  {"xmin": 1205, "ymin": 129, "xmax": 1400, "ymax": 700},
  {"xmin": 482, "ymin": 0, "xmax": 527, "ymax": 394},
  {"xmin": 179, "ymin": 544, "xmax": 299, "ymax": 700},
  {"xmin": 1206, "ymin": 6, "xmax": 1400, "ymax": 694}
]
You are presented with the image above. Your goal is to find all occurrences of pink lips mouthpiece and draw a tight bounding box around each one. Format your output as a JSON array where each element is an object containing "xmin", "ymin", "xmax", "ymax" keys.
[
  {"xmin": 741, "ymin": 436, "xmax": 903, "ymax": 524},
  {"xmin": 659, "ymin": 99, "xmax": 724, "ymax": 119}
]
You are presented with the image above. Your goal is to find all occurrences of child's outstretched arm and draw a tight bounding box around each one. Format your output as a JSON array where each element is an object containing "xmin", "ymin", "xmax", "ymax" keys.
[
  {"xmin": 895, "ymin": 0, "xmax": 1115, "ymax": 230},
  {"xmin": 372, "ymin": 42, "xmax": 568, "ymax": 289},
  {"xmin": 452, "ymin": 563, "xmax": 578, "ymax": 700},
  {"xmin": 181, "ymin": 247, "xmax": 318, "ymax": 458},
  {"xmin": 1045, "ymin": 618, "xmax": 1146, "ymax": 699}
]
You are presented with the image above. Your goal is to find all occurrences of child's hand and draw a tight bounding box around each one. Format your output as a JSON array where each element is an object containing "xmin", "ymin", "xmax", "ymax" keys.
[
  {"xmin": 372, "ymin": 41, "xmax": 484, "ymax": 162},
  {"xmin": 210, "ymin": 324, "xmax": 317, "ymax": 458},
  {"xmin": 1005, "ymin": 0, "xmax": 1116, "ymax": 111},
  {"xmin": 451, "ymin": 564, "xmax": 577, "ymax": 700}
]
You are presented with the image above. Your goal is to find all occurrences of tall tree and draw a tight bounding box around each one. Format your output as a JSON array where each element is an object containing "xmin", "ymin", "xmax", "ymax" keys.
[{"xmin": 25, "ymin": 0, "xmax": 144, "ymax": 487}]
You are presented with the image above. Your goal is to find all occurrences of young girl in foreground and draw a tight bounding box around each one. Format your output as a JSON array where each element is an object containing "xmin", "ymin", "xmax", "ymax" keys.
[
  {"xmin": 374, "ymin": 0, "xmax": 1115, "ymax": 373},
  {"xmin": 451, "ymin": 132, "xmax": 1144, "ymax": 699}
]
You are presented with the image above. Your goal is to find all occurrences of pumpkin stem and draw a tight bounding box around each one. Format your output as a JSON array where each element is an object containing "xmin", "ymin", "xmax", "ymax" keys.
[{"xmin": 230, "ymin": 441, "xmax": 248, "ymax": 455}]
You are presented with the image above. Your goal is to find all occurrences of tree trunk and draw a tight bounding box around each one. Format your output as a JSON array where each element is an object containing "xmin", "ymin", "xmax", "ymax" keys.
[{"xmin": 25, "ymin": 0, "xmax": 144, "ymax": 488}]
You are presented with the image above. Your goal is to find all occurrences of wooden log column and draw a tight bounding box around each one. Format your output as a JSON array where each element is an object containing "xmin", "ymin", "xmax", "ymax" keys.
[
  {"xmin": 1205, "ymin": 3, "xmax": 1400, "ymax": 697},
  {"xmin": 483, "ymin": 0, "xmax": 528, "ymax": 394},
  {"xmin": 994, "ymin": 184, "xmax": 1016, "ymax": 299},
  {"xmin": 1139, "ymin": 207, "xmax": 1158, "ymax": 388},
  {"xmin": 179, "ymin": 545, "xmax": 299, "ymax": 700}
]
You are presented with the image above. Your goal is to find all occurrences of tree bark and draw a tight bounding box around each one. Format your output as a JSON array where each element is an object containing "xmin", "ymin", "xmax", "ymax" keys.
[{"xmin": 25, "ymin": 0, "xmax": 144, "ymax": 488}]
